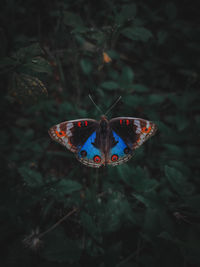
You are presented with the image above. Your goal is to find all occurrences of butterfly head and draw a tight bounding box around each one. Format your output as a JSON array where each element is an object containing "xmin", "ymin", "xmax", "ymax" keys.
[{"xmin": 100, "ymin": 115, "xmax": 108, "ymax": 121}]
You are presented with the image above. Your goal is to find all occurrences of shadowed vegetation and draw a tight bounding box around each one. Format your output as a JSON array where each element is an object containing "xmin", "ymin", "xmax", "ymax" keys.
[{"xmin": 0, "ymin": 0, "xmax": 200, "ymax": 266}]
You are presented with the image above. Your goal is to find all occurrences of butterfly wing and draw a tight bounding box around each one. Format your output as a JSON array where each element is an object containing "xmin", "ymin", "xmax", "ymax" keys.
[
  {"xmin": 76, "ymin": 130, "xmax": 105, "ymax": 168},
  {"xmin": 48, "ymin": 119, "xmax": 105, "ymax": 168},
  {"xmin": 106, "ymin": 117, "xmax": 157, "ymax": 166}
]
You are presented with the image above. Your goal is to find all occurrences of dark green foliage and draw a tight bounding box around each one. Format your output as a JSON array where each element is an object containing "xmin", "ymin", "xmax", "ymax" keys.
[{"xmin": 0, "ymin": 0, "xmax": 200, "ymax": 266}]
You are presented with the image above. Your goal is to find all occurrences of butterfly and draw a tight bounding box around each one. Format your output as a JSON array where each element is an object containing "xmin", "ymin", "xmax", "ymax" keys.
[{"xmin": 48, "ymin": 116, "xmax": 157, "ymax": 168}]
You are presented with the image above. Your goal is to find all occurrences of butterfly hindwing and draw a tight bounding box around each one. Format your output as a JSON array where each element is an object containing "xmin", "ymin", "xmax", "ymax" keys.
[
  {"xmin": 77, "ymin": 131, "xmax": 105, "ymax": 168},
  {"xmin": 106, "ymin": 130, "xmax": 133, "ymax": 166}
]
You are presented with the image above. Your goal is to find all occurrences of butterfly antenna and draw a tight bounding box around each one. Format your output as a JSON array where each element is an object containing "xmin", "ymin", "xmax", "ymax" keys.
[
  {"xmin": 104, "ymin": 96, "xmax": 122, "ymax": 115},
  {"xmin": 88, "ymin": 94, "xmax": 103, "ymax": 114}
]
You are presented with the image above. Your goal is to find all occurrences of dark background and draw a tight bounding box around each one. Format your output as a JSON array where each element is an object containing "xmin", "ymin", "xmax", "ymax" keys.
[{"xmin": 0, "ymin": 0, "xmax": 200, "ymax": 266}]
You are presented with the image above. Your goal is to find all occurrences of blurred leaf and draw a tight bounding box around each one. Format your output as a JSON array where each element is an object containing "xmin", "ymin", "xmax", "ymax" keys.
[
  {"xmin": 13, "ymin": 43, "xmax": 44, "ymax": 61},
  {"xmin": 54, "ymin": 179, "xmax": 82, "ymax": 196},
  {"xmin": 118, "ymin": 165, "xmax": 158, "ymax": 192},
  {"xmin": 121, "ymin": 26, "xmax": 153, "ymax": 42},
  {"xmin": 18, "ymin": 166, "xmax": 43, "ymax": 188},
  {"xmin": 9, "ymin": 73, "xmax": 48, "ymax": 103},
  {"xmin": 133, "ymin": 191, "xmax": 164, "ymax": 210},
  {"xmin": 175, "ymin": 114, "xmax": 189, "ymax": 131},
  {"xmin": 90, "ymin": 30, "xmax": 106, "ymax": 45},
  {"xmin": 43, "ymin": 227, "xmax": 81, "ymax": 263},
  {"xmin": 99, "ymin": 193, "xmax": 135, "ymax": 233},
  {"xmin": 101, "ymin": 81, "xmax": 118, "ymax": 90},
  {"xmin": 123, "ymin": 94, "xmax": 144, "ymax": 107},
  {"xmin": 185, "ymin": 195, "xmax": 200, "ymax": 210},
  {"xmin": 24, "ymin": 56, "xmax": 52, "ymax": 74},
  {"xmin": 80, "ymin": 58, "xmax": 93, "ymax": 74},
  {"xmin": 133, "ymin": 169, "xmax": 158, "ymax": 192},
  {"xmin": 147, "ymin": 94, "xmax": 165, "ymax": 105},
  {"xmin": 165, "ymin": 2, "xmax": 177, "ymax": 20},
  {"xmin": 159, "ymin": 231, "xmax": 174, "ymax": 241},
  {"xmin": 115, "ymin": 3, "xmax": 137, "ymax": 24},
  {"xmin": 63, "ymin": 11, "xmax": 86, "ymax": 32},
  {"xmin": 118, "ymin": 66, "xmax": 134, "ymax": 88},
  {"xmin": 133, "ymin": 84, "xmax": 149, "ymax": 92},
  {"xmin": 143, "ymin": 208, "xmax": 160, "ymax": 237},
  {"xmin": 157, "ymin": 31, "xmax": 168, "ymax": 45},
  {"xmin": 0, "ymin": 57, "xmax": 17, "ymax": 70},
  {"xmin": 163, "ymin": 144, "xmax": 183, "ymax": 157},
  {"xmin": 80, "ymin": 211, "xmax": 101, "ymax": 242},
  {"xmin": 165, "ymin": 166, "xmax": 194, "ymax": 195}
]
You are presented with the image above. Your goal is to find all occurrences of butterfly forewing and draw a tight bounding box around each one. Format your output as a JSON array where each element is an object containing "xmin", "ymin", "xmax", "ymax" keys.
[{"xmin": 48, "ymin": 119, "xmax": 98, "ymax": 152}]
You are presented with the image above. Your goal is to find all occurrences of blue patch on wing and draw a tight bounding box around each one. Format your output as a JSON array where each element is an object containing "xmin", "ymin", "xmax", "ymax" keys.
[
  {"xmin": 111, "ymin": 131, "xmax": 127, "ymax": 157},
  {"xmin": 78, "ymin": 131, "xmax": 101, "ymax": 159}
]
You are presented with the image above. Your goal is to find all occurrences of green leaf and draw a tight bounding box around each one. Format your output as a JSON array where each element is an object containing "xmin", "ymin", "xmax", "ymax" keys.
[
  {"xmin": 163, "ymin": 144, "xmax": 183, "ymax": 157},
  {"xmin": 24, "ymin": 56, "xmax": 52, "ymax": 74},
  {"xmin": 63, "ymin": 11, "xmax": 86, "ymax": 32},
  {"xmin": 143, "ymin": 208, "xmax": 160, "ymax": 236},
  {"xmin": 115, "ymin": 4, "xmax": 137, "ymax": 25},
  {"xmin": 133, "ymin": 191, "xmax": 163, "ymax": 210},
  {"xmin": 80, "ymin": 211, "xmax": 101, "ymax": 241},
  {"xmin": 80, "ymin": 58, "xmax": 93, "ymax": 75},
  {"xmin": 101, "ymin": 81, "xmax": 118, "ymax": 90},
  {"xmin": 159, "ymin": 231, "xmax": 174, "ymax": 241},
  {"xmin": 121, "ymin": 3, "xmax": 137, "ymax": 18},
  {"xmin": 133, "ymin": 167, "xmax": 158, "ymax": 192},
  {"xmin": 18, "ymin": 166, "xmax": 43, "ymax": 188},
  {"xmin": 0, "ymin": 57, "xmax": 17, "ymax": 70},
  {"xmin": 99, "ymin": 193, "xmax": 134, "ymax": 233},
  {"xmin": 13, "ymin": 43, "xmax": 44, "ymax": 61},
  {"xmin": 118, "ymin": 66, "xmax": 134, "ymax": 88},
  {"xmin": 54, "ymin": 179, "xmax": 82, "ymax": 195},
  {"xmin": 165, "ymin": 2, "xmax": 177, "ymax": 20},
  {"xmin": 175, "ymin": 114, "xmax": 189, "ymax": 131},
  {"xmin": 185, "ymin": 195, "xmax": 200, "ymax": 210},
  {"xmin": 43, "ymin": 227, "xmax": 81, "ymax": 263},
  {"xmin": 123, "ymin": 95, "xmax": 144, "ymax": 107},
  {"xmin": 133, "ymin": 84, "xmax": 149, "ymax": 92},
  {"xmin": 157, "ymin": 31, "xmax": 168, "ymax": 45},
  {"xmin": 165, "ymin": 166, "xmax": 194, "ymax": 195},
  {"xmin": 147, "ymin": 94, "xmax": 165, "ymax": 105},
  {"xmin": 121, "ymin": 26, "xmax": 153, "ymax": 42}
]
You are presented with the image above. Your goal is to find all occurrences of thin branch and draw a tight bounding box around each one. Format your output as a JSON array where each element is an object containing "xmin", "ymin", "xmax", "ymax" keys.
[{"xmin": 39, "ymin": 207, "xmax": 78, "ymax": 238}]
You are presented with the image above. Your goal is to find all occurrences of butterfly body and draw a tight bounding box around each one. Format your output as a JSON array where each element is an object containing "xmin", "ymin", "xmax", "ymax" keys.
[{"xmin": 48, "ymin": 116, "xmax": 157, "ymax": 168}]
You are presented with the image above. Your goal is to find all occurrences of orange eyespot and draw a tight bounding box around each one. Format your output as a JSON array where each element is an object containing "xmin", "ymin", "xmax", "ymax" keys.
[
  {"xmin": 103, "ymin": 52, "xmax": 112, "ymax": 63},
  {"xmin": 93, "ymin": 155, "xmax": 101, "ymax": 163},
  {"xmin": 111, "ymin": 154, "xmax": 118, "ymax": 162},
  {"xmin": 137, "ymin": 138, "xmax": 141, "ymax": 143},
  {"xmin": 141, "ymin": 126, "xmax": 151, "ymax": 133},
  {"xmin": 55, "ymin": 130, "xmax": 66, "ymax": 137}
]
